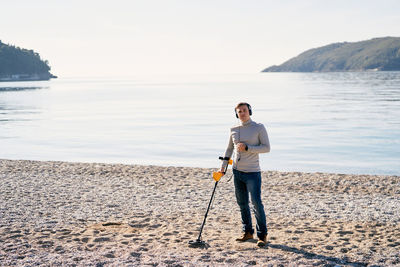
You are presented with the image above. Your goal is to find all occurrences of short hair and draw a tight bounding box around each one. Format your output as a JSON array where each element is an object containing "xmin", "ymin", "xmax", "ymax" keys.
[{"xmin": 235, "ymin": 102, "xmax": 250, "ymax": 110}]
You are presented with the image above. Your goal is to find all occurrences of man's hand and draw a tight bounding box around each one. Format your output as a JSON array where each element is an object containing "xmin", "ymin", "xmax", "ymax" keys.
[
  {"xmin": 219, "ymin": 167, "xmax": 225, "ymax": 173},
  {"xmin": 237, "ymin": 142, "xmax": 247, "ymax": 152}
]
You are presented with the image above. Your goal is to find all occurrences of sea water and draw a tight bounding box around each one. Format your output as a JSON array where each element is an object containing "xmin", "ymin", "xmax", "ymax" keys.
[{"xmin": 0, "ymin": 72, "xmax": 399, "ymax": 175}]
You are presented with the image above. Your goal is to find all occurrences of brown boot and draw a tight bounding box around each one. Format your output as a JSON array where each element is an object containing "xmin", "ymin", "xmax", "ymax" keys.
[
  {"xmin": 257, "ymin": 234, "xmax": 267, "ymax": 247},
  {"xmin": 235, "ymin": 231, "xmax": 253, "ymax": 242}
]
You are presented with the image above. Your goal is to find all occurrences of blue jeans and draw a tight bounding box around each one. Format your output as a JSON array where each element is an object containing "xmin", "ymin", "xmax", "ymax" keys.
[{"xmin": 233, "ymin": 169, "xmax": 267, "ymax": 238}]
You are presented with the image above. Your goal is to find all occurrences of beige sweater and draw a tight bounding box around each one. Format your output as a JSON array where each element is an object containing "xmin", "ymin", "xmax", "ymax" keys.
[{"xmin": 221, "ymin": 119, "xmax": 270, "ymax": 172}]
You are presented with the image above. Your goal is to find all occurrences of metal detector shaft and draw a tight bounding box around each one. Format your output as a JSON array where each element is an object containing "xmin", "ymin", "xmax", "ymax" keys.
[
  {"xmin": 196, "ymin": 180, "xmax": 219, "ymax": 241},
  {"xmin": 195, "ymin": 157, "xmax": 231, "ymax": 241},
  {"xmin": 191, "ymin": 156, "xmax": 231, "ymax": 246}
]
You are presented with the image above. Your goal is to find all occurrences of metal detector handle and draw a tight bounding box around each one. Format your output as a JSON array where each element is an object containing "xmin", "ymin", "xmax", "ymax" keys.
[{"xmin": 212, "ymin": 157, "xmax": 232, "ymax": 181}]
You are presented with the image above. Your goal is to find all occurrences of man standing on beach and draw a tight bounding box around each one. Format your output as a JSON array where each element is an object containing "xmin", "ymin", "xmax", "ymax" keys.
[{"xmin": 219, "ymin": 102, "xmax": 270, "ymax": 247}]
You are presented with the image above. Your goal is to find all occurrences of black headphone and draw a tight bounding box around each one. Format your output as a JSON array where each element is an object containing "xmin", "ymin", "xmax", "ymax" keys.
[{"xmin": 235, "ymin": 103, "xmax": 252, "ymax": 118}]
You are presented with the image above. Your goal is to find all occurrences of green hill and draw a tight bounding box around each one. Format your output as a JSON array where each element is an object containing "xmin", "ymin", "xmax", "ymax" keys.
[
  {"xmin": 262, "ymin": 37, "xmax": 400, "ymax": 72},
  {"xmin": 0, "ymin": 40, "xmax": 56, "ymax": 81}
]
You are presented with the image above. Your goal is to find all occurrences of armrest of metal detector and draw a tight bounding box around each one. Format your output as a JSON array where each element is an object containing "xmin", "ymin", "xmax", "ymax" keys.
[
  {"xmin": 212, "ymin": 157, "xmax": 233, "ymax": 182},
  {"xmin": 218, "ymin": 156, "xmax": 233, "ymax": 166}
]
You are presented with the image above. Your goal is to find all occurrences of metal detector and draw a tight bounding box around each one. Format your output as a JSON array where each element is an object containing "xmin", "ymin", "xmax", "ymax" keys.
[{"xmin": 188, "ymin": 156, "xmax": 232, "ymax": 248}]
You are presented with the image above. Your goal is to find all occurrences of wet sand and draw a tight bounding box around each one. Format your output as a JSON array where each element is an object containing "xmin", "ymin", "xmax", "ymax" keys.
[{"xmin": 0, "ymin": 159, "xmax": 399, "ymax": 266}]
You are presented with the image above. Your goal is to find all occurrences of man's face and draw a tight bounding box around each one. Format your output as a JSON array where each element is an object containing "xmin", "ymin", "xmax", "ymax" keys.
[{"xmin": 236, "ymin": 105, "xmax": 250, "ymax": 122}]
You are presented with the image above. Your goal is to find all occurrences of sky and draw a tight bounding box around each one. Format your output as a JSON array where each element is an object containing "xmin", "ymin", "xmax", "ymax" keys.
[{"xmin": 1, "ymin": 0, "xmax": 400, "ymax": 77}]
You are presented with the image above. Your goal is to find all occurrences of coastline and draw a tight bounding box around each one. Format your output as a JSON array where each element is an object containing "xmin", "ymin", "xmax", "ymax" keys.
[
  {"xmin": 1, "ymin": 159, "xmax": 399, "ymax": 266},
  {"xmin": 0, "ymin": 73, "xmax": 57, "ymax": 82}
]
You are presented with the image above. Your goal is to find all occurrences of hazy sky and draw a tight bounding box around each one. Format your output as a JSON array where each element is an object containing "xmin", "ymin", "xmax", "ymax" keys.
[{"xmin": 2, "ymin": 0, "xmax": 400, "ymax": 77}]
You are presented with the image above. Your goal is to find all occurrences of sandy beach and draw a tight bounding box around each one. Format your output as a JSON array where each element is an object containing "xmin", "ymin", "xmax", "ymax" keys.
[{"xmin": 0, "ymin": 159, "xmax": 399, "ymax": 266}]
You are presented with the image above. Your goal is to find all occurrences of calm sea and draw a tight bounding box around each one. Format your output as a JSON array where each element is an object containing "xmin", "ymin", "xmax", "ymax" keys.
[{"xmin": 0, "ymin": 73, "xmax": 399, "ymax": 175}]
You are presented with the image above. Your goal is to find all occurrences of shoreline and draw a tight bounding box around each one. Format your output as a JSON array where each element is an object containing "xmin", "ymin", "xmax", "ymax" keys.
[
  {"xmin": 1, "ymin": 157, "xmax": 396, "ymax": 177},
  {"xmin": 1, "ymin": 159, "xmax": 399, "ymax": 266}
]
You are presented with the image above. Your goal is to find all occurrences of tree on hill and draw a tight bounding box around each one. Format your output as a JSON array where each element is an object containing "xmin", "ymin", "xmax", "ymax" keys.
[
  {"xmin": 262, "ymin": 37, "xmax": 400, "ymax": 72},
  {"xmin": 0, "ymin": 40, "xmax": 55, "ymax": 80}
]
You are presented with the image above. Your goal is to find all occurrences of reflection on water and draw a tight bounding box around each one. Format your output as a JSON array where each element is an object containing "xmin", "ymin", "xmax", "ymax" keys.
[
  {"xmin": 0, "ymin": 86, "xmax": 44, "ymax": 124},
  {"xmin": 0, "ymin": 86, "xmax": 47, "ymax": 92},
  {"xmin": 0, "ymin": 73, "xmax": 399, "ymax": 175}
]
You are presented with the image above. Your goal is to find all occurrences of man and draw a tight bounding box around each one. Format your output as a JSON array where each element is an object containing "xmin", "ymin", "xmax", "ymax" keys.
[{"xmin": 219, "ymin": 102, "xmax": 270, "ymax": 247}]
